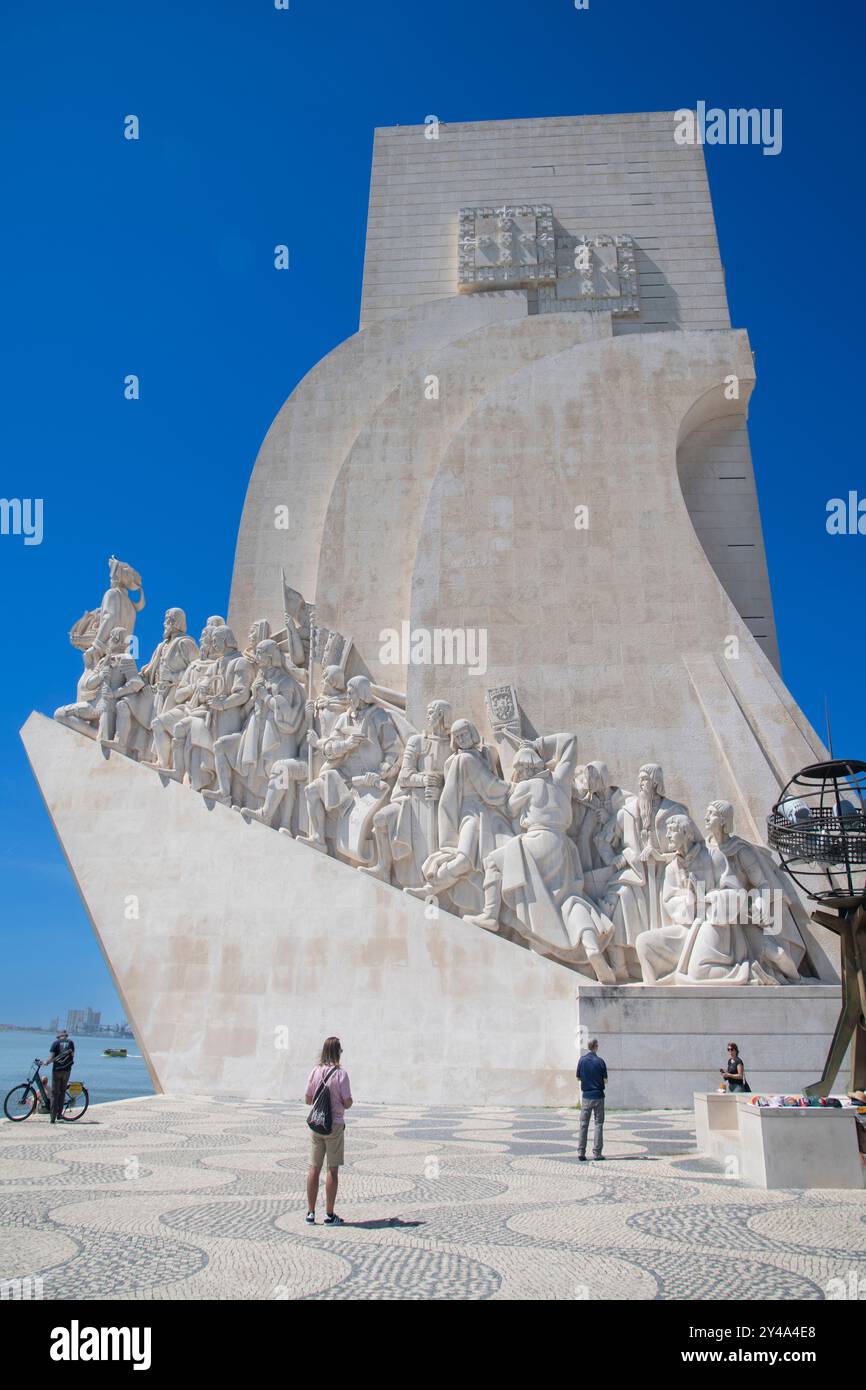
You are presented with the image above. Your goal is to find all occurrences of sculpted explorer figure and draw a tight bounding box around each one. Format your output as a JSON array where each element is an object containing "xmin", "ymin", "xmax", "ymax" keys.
[
  {"xmin": 187, "ymin": 626, "xmax": 256, "ymax": 793},
  {"xmin": 415, "ymin": 719, "xmax": 512, "ymax": 914},
  {"xmin": 115, "ymin": 608, "xmax": 199, "ymax": 759},
  {"xmin": 665, "ymin": 801, "xmax": 810, "ymax": 985},
  {"xmin": 601, "ymin": 763, "xmax": 688, "ymax": 981},
  {"xmin": 54, "ymin": 648, "xmax": 103, "ymax": 738},
  {"xmin": 209, "ymin": 639, "xmax": 305, "ymax": 807},
  {"xmin": 634, "ymin": 814, "xmax": 715, "ymax": 983},
  {"xmin": 300, "ymin": 674, "xmax": 401, "ymax": 861},
  {"xmin": 571, "ymin": 760, "xmax": 631, "ymax": 881},
  {"xmin": 702, "ymin": 800, "xmax": 811, "ymax": 980},
  {"xmin": 73, "ymin": 556, "xmax": 145, "ymax": 658},
  {"xmin": 94, "ymin": 627, "xmax": 144, "ymax": 748},
  {"xmin": 360, "ymin": 699, "xmax": 452, "ymax": 888},
  {"xmin": 243, "ymin": 664, "xmax": 350, "ymax": 834},
  {"xmin": 465, "ymin": 734, "xmax": 616, "ymax": 983},
  {"xmin": 147, "ymin": 622, "xmax": 219, "ymax": 776}
]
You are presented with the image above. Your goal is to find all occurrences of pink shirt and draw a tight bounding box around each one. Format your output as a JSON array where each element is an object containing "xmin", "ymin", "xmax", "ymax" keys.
[{"xmin": 306, "ymin": 1065, "xmax": 352, "ymax": 1126}]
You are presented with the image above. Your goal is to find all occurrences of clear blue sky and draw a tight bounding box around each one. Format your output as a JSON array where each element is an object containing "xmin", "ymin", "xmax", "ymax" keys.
[{"xmin": 1, "ymin": 0, "xmax": 863, "ymax": 1025}]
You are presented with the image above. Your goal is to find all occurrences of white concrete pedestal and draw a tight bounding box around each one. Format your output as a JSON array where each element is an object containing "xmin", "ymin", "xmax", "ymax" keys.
[{"xmin": 695, "ymin": 1092, "xmax": 866, "ymax": 1189}]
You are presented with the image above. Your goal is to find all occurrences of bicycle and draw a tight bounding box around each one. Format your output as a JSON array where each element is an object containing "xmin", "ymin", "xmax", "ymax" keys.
[{"xmin": 3, "ymin": 1058, "xmax": 89, "ymax": 1122}]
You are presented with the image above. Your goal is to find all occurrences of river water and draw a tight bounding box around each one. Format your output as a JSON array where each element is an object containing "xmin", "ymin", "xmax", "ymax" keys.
[{"xmin": 0, "ymin": 1029, "xmax": 155, "ymax": 1108}]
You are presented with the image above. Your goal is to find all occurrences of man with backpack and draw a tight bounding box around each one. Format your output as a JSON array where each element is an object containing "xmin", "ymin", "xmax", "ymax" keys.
[
  {"xmin": 304, "ymin": 1036, "xmax": 353, "ymax": 1225},
  {"xmin": 41, "ymin": 1030, "xmax": 75, "ymax": 1124}
]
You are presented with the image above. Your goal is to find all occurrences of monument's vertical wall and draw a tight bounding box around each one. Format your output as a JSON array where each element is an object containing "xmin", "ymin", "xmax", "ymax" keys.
[
  {"xmin": 356, "ymin": 112, "xmax": 779, "ymax": 671},
  {"xmin": 360, "ymin": 113, "xmax": 729, "ymax": 333}
]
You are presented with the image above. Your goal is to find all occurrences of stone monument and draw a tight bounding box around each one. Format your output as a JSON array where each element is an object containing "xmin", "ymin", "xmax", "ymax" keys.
[{"xmin": 23, "ymin": 113, "xmax": 845, "ymax": 1107}]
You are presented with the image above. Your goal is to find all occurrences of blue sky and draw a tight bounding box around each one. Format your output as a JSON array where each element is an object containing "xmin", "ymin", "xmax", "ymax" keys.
[{"xmin": 1, "ymin": 0, "xmax": 863, "ymax": 1025}]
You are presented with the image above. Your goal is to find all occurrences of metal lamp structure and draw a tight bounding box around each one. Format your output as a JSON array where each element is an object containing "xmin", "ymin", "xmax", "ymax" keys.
[{"xmin": 768, "ymin": 760, "xmax": 866, "ymax": 1095}]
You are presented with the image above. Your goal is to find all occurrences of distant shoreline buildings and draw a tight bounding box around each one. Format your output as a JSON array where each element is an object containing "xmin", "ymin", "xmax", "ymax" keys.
[{"xmin": 0, "ymin": 1008, "xmax": 133, "ymax": 1038}]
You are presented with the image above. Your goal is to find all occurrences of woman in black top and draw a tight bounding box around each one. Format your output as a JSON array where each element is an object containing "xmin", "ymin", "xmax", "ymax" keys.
[{"xmin": 720, "ymin": 1041, "xmax": 749, "ymax": 1093}]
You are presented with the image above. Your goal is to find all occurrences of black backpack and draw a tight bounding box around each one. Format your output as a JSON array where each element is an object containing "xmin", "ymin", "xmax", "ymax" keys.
[{"xmin": 306, "ymin": 1066, "xmax": 338, "ymax": 1135}]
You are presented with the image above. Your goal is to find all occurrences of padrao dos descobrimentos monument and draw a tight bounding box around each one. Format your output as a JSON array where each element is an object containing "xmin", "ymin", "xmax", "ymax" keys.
[{"xmin": 23, "ymin": 113, "xmax": 846, "ymax": 1107}]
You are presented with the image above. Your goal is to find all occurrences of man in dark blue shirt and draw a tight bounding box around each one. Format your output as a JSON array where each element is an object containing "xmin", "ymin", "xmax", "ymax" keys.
[{"xmin": 576, "ymin": 1038, "xmax": 607, "ymax": 1160}]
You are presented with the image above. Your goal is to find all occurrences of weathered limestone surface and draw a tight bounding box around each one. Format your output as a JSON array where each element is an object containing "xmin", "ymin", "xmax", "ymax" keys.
[
  {"xmin": 230, "ymin": 292, "xmax": 529, "ymax": 640},
  {"xmin": 22, "ymin": 713, "xmax": 579, "ymax": 1107},
  {"xmin": 24, "ymin": 712, "xmax": 846, "ymax": 1106},
  {"xmin": 577, "ymin": 986, "xmax": 847, "ymax": 1108}
]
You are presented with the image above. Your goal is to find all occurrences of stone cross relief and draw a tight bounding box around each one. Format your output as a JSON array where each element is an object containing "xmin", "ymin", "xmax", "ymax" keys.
[
  {"xmin": 457, "ymin": 203, "xmax": 639, "ymax": 316},
  {"xmin": 52, "ymin": 557, "xmax": 815, "ymax": 988}
]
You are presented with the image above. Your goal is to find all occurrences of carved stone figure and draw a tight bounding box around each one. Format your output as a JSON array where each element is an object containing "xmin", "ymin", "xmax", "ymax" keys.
[
  {"xmin": 242, "ymin": 663, "xmax": 349, "ymax": 834},
  {"xmin": 208, "ymin": 640, "xmax": 305, "ymax": 806},
  {"xmin": 299, "ymin": 674, "xmax": 401, "ymax": 861},
  {"xmin": 184, "ymin": 626, "xmax": 255, "ymax": 792},
  {"xmin": 147, "ymin": 622, "xmax": 218, "ymax": 775},
  {"xmin": 307, "ymin": 665, "xmax": 350, "ymax": 743},
  {"xmin": 666, "ymin": 800, "xmax": 812, "ymax": 985},
  {"xmin": 600, "ymin": 764, "xmax": 688, "ymax": 981},
  {"xmin": 50, "ymin": 563, "xmax": 819, "ymax": 993},
  {"xmin": 93, "ymin": 627, "xmax": 144, "ymax": 747},
  {"xmin": 244, "ymin": 618, "xmax": 272, "ymax": 660},
  {"xmin": 414, "ymin": 719, "xmax": 512, "ymax": 914},
  {"xmin": 54, "ymin": 648, "xmax": 103, "ymax": 738},
  {"xmin": 634, "ymin": 814, "xmax": 714, "ymax": 983},
  {"xmin": 570, "ymin": 760, "xmax": 630, "ymax": 879},
  {"xmin": 360, "ymin": 699, "xmax": 452, "ymax": 887},
  {"xmin": 465, "ymin": 734, "xmax": 616, "ymax": 983},
  {"xmin": 115, "ymin": 608, "xmax": 199, "ymax": 758},
  {"xmin": 71, "ymin": 556, "xmax": 145, "ymax": 656}
]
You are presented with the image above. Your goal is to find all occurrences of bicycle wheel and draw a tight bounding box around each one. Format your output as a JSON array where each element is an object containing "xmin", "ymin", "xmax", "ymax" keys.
[
  {"xmin": 60, "ymin": 1085, "xmax": 89, "ymax": 1121},
  {"xmin": 4, "ymin": 1085, "xmax": 37, "ymax": 1121}
]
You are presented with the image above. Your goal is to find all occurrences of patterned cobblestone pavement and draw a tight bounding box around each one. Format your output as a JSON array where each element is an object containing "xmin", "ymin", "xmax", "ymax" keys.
[{"xmin": 1, "ymin": 1096, "xmax": 864, "ymax": 1300}]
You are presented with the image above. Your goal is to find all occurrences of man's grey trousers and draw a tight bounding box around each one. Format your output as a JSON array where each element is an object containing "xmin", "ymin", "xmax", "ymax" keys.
[{"xmin": 577, "ymin": 1096, "xmax": 605, "ymax": 1157}]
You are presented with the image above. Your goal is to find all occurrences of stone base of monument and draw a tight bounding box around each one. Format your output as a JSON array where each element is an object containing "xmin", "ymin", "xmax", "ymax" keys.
[
  {"xmin": 21, "ymin": 711, "xmax": 847, "ymax": 1112},
  {"xmin": 695, "ymin": 1092, "xmax": 866, "ymax": 1189},
  {"xmin": 576, "ymin": 984, "xmax": 846, "ymax": 1108}
]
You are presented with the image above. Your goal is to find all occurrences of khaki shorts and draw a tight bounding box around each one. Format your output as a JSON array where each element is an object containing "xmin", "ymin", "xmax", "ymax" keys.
[{"xmin": 309, "ymin": 1122, "xmax": 346, "ymax": 1169}]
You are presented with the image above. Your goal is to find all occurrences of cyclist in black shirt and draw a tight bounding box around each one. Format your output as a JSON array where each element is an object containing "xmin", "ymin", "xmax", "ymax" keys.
[{"xmin": 41, "ymin": 1031, "xmax": 75, "ymax": 1124}]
